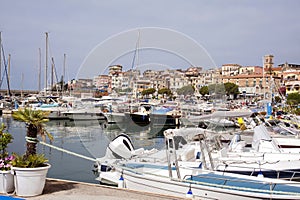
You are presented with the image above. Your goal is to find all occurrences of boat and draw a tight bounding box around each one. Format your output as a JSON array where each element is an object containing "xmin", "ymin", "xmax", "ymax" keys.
[
  {"xmin": 62, "ymin": 107, "xmax": 105, "ymax": 121},
  {"xmin": 149, "ymin": 101, "xmax": 181, "ymax": 127},
  {"xmin": 213, "ymin": 124, "xmax": 300, "ymax": 179},
  {"xmin": 124, "ymin": 103, "xmax": 152, "ymax": 126},
  {"xmin": 101, "ymin": 97, "xmax": 128, "ymax": 124},
  {"xmin": 95, "ymin": 130, "xmax": 300, "ymax": 199}
]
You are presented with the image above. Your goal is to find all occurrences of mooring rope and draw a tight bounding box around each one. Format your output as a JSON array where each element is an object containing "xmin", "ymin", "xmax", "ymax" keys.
[{"xmin": 39, "ymin": 141, "xmax": 97, "ymax": 162}]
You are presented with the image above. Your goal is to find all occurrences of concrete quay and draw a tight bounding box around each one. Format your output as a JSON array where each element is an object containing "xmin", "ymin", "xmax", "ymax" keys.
[{"xmin": 14, "ymin": 178, "xmax": 186, "ymax": 200}]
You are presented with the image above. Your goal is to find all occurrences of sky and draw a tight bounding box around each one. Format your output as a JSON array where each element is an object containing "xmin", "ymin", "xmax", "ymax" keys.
[{"xmin": 0, "ymin": 0, "xmax": 299, "ymax": 90}]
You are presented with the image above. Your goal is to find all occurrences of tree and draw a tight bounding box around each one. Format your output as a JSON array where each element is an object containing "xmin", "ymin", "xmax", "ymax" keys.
[
  {"xmin": 176, "ymin": 85, "xmax": 194, "ymax": 96},
  {"xmin": 158, "ymin": 88, "xmax": 172, "ymax": 96},
  {"xmin": 199, "ymin": 86, "xmax": 209, "ymax": 96},
  {"xmin": 208, "ymin": 83, "xmax": 226, "ymax": 96},
  {"xmin": 12, "ymin": 109, "xmax": 53, "ymax": 159},
  {"xmin": 287, "ymin": 92, "xmax": 300, "ymax": 106},
  {"xmin": 224, "ymin": 82, "xmax": 239, "ymax": 96},
  {"xmin": 141, "ymin": 88, "xmax": 156, "ymax": 97}
]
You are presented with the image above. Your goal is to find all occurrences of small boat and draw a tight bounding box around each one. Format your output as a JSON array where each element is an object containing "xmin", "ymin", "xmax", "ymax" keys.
[
  {"xmin": 62, "ymin": 106, "xmax": 105, "ymax": 121},
  {"xmin": 150, "ymin": 101, "xmax": 181, "ymax": 127},
  {"xmin": 213, "ymin": 124, "xmax": 300, "ymax": 180},
  {"xmin": 124, "ymin": 103, "xmax": 152, "ymax": 126},
  {"xmin": 95, "ymin": 130, "xmax": 300, "ymax": 199}
]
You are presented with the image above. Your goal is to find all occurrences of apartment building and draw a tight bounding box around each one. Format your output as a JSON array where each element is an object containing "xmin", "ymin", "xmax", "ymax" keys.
[
  {"xmin": 222, "ymin": 64, "xmax": 241, "ymax": 76},
  {"xmin": 89, "ymin": 55, "xmax": 300, "ymax": 98}
]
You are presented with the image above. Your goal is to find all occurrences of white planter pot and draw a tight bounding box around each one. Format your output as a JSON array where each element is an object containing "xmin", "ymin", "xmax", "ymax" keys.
[
  {"xmin": 0, "ymin": 170, "xmax": 14, "ymax": 193},
  {"xmin": 11, "ymin": 164, "xmax": 51, "ymax": 197}
]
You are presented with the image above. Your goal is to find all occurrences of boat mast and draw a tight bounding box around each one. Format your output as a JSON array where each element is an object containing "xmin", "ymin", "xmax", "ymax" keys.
[
  {"xmin": 45, "ymin": 32, "xmax": 49, "ymax": 96},
  {"xmin": 38, "ymin": 48, "xmax": 41, "ymax": 92},
  {"xmin": 62, "ymin": 53, "xmax": 66, "ymax": 95},
  {"xmin": 51, "ymin": 57, "xmax": 54, "ymax": 94},
  {"xmin": 1, "ymin": 46, "xmax": 12, "ymax": 97},
  {"xmin": 7, "ymin": 54, "xmax": 10, "ymax": 96},
  {"xmin": 21, "ymin": 73, "xmax": 24, "ymax": 98}
]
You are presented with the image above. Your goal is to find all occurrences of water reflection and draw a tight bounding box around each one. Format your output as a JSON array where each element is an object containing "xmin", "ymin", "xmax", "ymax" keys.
[{"xmin": 2, "ymin": 116, "xmax": 172, "ymax": 183}]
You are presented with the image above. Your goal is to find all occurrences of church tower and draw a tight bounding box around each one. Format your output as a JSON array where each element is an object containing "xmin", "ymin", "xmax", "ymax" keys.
[{"xmin": 263, "ymin": 54, "xmax": 274, "ymax": 70}]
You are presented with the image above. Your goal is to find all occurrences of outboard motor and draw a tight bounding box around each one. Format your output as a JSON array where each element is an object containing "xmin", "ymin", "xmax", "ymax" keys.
[
  {"xmin": 95, "ymin": 134, "xmax": 134, "ymax": 177},
  {"xmin": 107, "ymin": 134, "xmax": 135, "ymax": 159}
]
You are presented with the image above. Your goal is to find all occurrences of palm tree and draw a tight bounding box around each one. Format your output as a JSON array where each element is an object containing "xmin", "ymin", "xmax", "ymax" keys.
[{"xmin": 12, "ymin": 108, "xmax": 52, "ymax": 159}]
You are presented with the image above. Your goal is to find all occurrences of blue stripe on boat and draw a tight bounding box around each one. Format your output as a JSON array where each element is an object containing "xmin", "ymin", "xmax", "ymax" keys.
[
  {"xmin": 187, "ymin": 173, "xmax": 300, "ymax": 194},
  {"xmin": 0, "ymin": 196, "xmax": 25, "ymax": 200}
]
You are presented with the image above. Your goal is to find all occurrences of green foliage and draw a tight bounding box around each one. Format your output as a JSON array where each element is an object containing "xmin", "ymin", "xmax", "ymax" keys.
[
  {"xmin": 287, "ymin": 92, "xmax": 300, "ymax": 105},
  {"xmin": 12, "ymin": 108, "xmax": 53, "ymax": 142},
  {"xmin": 12, "ymin": 108, "xmax": 52, "ymax": 166},
  {"xmin": 0, "ymin": 123, "xmax": 14, "ymax": 170},
  {"xmin": 208, "ymin": 83, "xmax": 225, "ymax": 95},
  {"xmin": 199, "ymin": 86, "xmax": 209, "ymax": 96},
  {"xmin": 141, "ymin": 88, "xmax": 156, "ymax": 96},
  {"xmin": 224, "ymin": 82, "xmax": 239, "ymax": 95},
  {"xmin": 0, "ymin": 123, "xmax": 13, "ymax": 158},
  {"xmin": 158, "ymin": 88, "xmax": 172, "ymax": 96},
  {"xmin": 12, "ymin": 108, "xmax": 50, "ymax": 128},
  {"xmin": 12, "ymin": 154, "xmax": 48, "ymax": 168},
  {"xmin": 176, "ymin": 85, "xmax": 194, "ymax": 96}
]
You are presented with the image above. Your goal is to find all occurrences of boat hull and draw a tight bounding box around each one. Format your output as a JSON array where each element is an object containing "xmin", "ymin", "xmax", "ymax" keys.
[
  {"xmin": 124, "ymin": 112, "xmax": 150, "ymax": 126},
  {"xmin": 149, "ymin": 113, "xmax": 180, "ymax": 127},
  {"xmin": 119, "ymin": 169, "xmax": 300, "ymax": 200}
]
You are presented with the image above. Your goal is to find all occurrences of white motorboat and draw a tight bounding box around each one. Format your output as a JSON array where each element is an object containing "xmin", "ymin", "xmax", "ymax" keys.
[
  {"xmin": 213, "ymin": 124, "xmax": 300, "ymax": 179},
  {"xmin": 95, "ymin": 130, "xmax": 300, "ymax": 199},
  {"xmin": 62, "ymin": 106, "xmax": 105, "ymax": 121}
]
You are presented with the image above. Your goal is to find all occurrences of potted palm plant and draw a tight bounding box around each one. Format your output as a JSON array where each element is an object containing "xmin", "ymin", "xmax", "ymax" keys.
[
  {"xmin": 11, "ymin": 108, "xmax": 53, "ymax": 197},
  {"xmin": 0, "ymin": 123, "xmax": 14, "ymax": 193}
]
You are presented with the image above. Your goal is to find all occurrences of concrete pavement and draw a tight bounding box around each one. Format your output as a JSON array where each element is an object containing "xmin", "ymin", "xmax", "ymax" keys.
[{"xmin": 14, "ymin": 178, "xmax": 187, "ymax": 200}]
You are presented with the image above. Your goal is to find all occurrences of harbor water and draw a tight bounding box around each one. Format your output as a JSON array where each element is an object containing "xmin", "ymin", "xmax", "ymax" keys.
[{"xmin": 3, "ymin": 115, "xmax": 168, "ymax": 184}]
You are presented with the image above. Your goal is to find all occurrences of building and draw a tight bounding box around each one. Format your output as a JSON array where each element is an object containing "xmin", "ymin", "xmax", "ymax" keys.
[
  {"xmin": 239, "ymin": 66, "xmax": 262, "ymax": 75},
  {"xmin": 222, "ymin": 64, "xmax": 241, "ymax": 76},
  {"xmin": 282, "ymin": 70, "xmax": 300, "ymax": 94},
  {"xmin": 93, "ymin": 75, "xmax": 111, "ymax": 93}
]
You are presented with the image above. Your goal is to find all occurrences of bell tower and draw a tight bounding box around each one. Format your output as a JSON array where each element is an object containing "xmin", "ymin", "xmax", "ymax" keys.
[{"xmin": 263, "ymin": 54, "xmax": 274, "ymax": 70}]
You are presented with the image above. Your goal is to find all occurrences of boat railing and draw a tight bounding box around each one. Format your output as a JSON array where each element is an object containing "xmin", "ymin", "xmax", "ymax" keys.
[
  {"xmin": 180, "ymin": 173, "xmax": 300, "ymax": 196},
  {"xmin": 215, "ymin": 163, "xmax": 300, "ymax": 181},
  {"xmin": 114, "ymin": 161, "xmax": 300, "ymax": 196}
]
